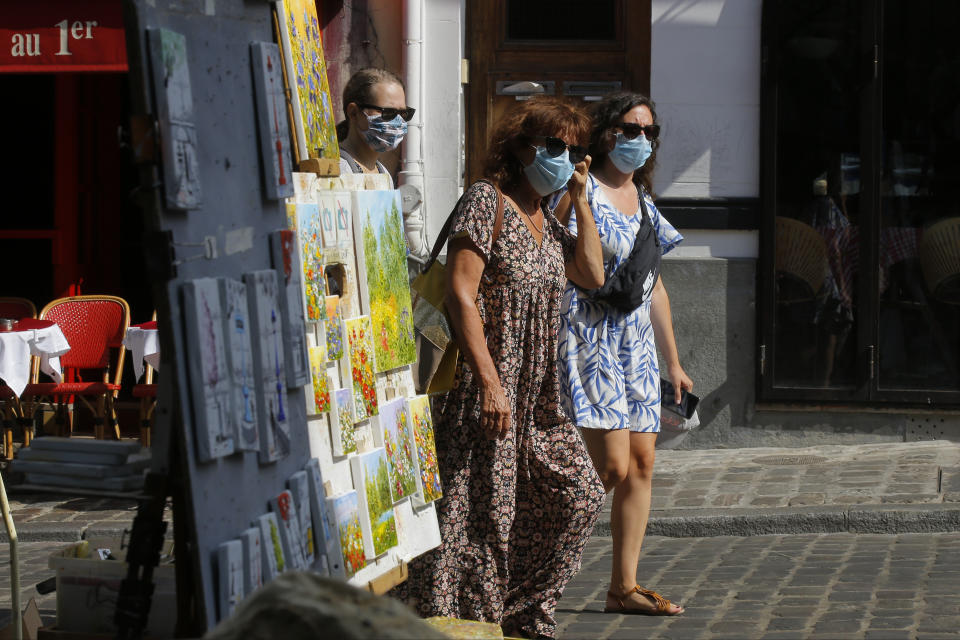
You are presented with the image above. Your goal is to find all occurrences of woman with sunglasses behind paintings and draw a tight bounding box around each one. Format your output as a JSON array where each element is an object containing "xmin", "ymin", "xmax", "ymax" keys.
[
  {"xmin": 552, "ymin": 92, "xmax": 692, "ymax": 616},
  {"xmin": 335, "ymin": 68, "xmax": 415, "ymax": 187},
  {"xmin": 399, "ymin": 96, "xmax": 606, "ymax": 640}
]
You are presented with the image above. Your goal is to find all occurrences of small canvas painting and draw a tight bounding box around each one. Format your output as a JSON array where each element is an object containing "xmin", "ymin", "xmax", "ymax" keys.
[
  {"xmin": 407, "ymin": 395, "xmax": 443, "ymax": 505},
  {"xmin": 309, "ymin": 347, "xmax": 330, "ymax": 414},
  {"xmin": 287, "ymin": 471, "xmax": 316, "ymax": 567},
  {"xmin": 352, "ymin": 190, "xmax": 417, "ymax": 372},
  {"xmin": 277, "ymin": 0, "xmax": 339, "ymax": 163},
  {"xmin": 269, "ymin": 490, "xmax": 308, "ymax": 570},
  {"xmin": 351, "ymin": 448, "xmax": 399, "ymax": 558},
  {"xmin": 255, "ymin": 512, "xmax": 284, "ymax": 580},
  {"xmin": 380, "ymin": 397, "xmax": 417, "ymax": 502},
  {"xmin": 270, "ymin": 230, "xmax": 311, "ymax": 388},
  {"xmin": 329, "ymin": 490, "xmax": 366, "ymax": 577},
  {"xmin": 182, "ymin": 278, "xmax": 235, "ymax": 462},
  {"xmin": 331, "ymin": 387, "xmax": 357, "ymax": 456},
  {"xmin": 325, "ymin": 296, "xmax": 344, "ymax": 361},
  {"xmin": 344, "ymin": 316, "xmax": 378, "ymax": 420},
  {"xmin": 291, "ymin": 203, "xmax": 325, "ymax": 321},
  {"xmin": 250, "ymin": 42, "xmax": 294, "ymax": 200},
  {"xmin": 317, "ymin": 191, "xmax": 339, "ymax": 249},
  {"xmin": 244, "ymin": 270, "xmax": 289, "ymax": 463},
  {"xmin": 238, "ymin": 527, "xmax": 263, "ymax": 594},
  {"xmin": 306, "ymin": 458, "xmax": 342, "ymax": 577},
  {"xmin": 216, "ymin": 540, "xmax": 244, "ymax": 621},
  {"xmin": 219, "ymin": 278, "xmax": 259, "ymax": 452}
]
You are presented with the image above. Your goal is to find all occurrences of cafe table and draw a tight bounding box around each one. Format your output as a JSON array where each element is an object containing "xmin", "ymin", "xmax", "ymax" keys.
[
  {"xmin": 0, "ymin": 318, "xmax": 70, "ymax": 398},
  {"xmin": 122, "ymin": 320, "xmax": 159, "ymax": 381}
]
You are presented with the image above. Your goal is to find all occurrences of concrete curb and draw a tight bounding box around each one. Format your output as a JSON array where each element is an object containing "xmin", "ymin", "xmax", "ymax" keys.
[{"xmin": 592, "ymin": 503, "xmax": 960, "ymax": 537}]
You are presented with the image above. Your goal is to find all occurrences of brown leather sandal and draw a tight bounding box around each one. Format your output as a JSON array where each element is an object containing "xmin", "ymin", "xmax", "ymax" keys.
[{"xmin": 604, "ymin": 585, "xmax": 684, "ymax": 616}]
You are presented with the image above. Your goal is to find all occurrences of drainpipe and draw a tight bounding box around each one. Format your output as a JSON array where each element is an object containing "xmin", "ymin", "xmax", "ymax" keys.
[{"xmin": 399, "ymin": 0, "xmax": 429, "ymax": 263}]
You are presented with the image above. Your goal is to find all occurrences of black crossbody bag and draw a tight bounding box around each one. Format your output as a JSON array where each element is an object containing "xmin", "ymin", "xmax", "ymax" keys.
[{"xmin": 589, "ymin": 191, "xmax": 662, "ymax": 312}]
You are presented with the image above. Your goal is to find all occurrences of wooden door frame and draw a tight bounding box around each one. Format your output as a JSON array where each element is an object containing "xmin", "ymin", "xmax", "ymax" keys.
[{"xmin": 464, "ymin": 0, "xmax": 651, "ymax": 185}]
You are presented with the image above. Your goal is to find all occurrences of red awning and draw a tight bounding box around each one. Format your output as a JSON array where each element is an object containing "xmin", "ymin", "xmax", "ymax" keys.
[{"xmin": 1, "ymin": 1, "xmax": 127, "ymax": 73}]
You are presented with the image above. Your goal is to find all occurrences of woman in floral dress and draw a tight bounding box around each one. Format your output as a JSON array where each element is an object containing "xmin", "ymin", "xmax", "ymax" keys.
[{"xmin": 401, "ymin": 96, "xmax": 607, "ymax": 639}]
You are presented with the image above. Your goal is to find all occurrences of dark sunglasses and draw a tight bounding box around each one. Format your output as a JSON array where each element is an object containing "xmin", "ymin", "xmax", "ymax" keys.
[
  {"xmin": 358, "ymin": 103, "xmax": 416, "ymax": 122},
  {"xmin": 535, "ymin": 136, "xmax": 589, "ymax": 164},
  {"xmin": 616, "ymin": 122, "xmax": 661, "ymax": 141}
]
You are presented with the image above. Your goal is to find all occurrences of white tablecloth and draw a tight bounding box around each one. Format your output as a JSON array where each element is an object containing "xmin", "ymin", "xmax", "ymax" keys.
[
  {"xmin": 0, "ymin": 324, "xmax": 70, "ymax": 397},
  {"xmin": 123, "ymin": 327, "xmax": 160, "ymax": 381}
]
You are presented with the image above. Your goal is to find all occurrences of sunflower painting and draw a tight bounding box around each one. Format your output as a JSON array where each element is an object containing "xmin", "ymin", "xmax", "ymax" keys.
[
  {"xmin": 406, "ymin": 395, "xmax": 443, "ymax": 504},
  {"xmin": 279, "ymin": 0, "xmax": 339, "ymax": 163},
  {"xmin": 344, "ymin": 316, "xmax": 378, "ymax": 419}
]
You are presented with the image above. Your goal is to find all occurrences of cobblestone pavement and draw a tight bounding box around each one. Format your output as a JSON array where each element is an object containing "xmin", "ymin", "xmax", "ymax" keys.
[
  {"xmin": 0, "ymin": 541, "xmax": 64, "ymax": 629},
  {"xmin": 556, "ymin": 533, "xmax": 960, "ymax": 640}
]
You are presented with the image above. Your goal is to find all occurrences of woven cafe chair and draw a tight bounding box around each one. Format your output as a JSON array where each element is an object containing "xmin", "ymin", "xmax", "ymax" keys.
[
  {"xmin": 0, "ymin": 297, "xmax": 38, "ymax": 459},
  {"xmin": 22, "ymin": 295, "xmax": 130, "ymax": 441},
  {"xmin": 919, "ymin": 217, "xmax": 960, "ymax": 305},
  {"xmin": 775, "ymin": 216, "xmax": 828, "ymax": 303},
  {"xmin": 130, "ymin": 312, "xmax": 158, "ymax": 447}
]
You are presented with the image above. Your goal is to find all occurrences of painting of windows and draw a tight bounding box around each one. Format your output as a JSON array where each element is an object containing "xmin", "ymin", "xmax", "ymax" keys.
[
  {"xmin": 270, "ymin": 230, "xmax": 311, "ymax": 388},
  {"xmin": 216, "ymin": 540, "xmax": 244, "ymax": 621},
  {"xmin": 350, "ymin": 448, "xmax": 399, "ymax": 559},
  {"xmin": 344, "ymin": 316, "xmax": 378, "ymax": 419},
  {"xmin": 331, "ymin": 387, "xmax": 357, "ymax": 456},
  {"xmin": 244, "ymin": 270, "xmax": 289, "ymax": 463},
  {"xmin": 306, "ymin": 458, "xmax": 342, "ymax": 577},
  {"xmin": 182, "ymin": 278, "xmax": 235, "ymax": 462},
  {"xmin": 287, "ymin": 470, "xmax": 316, "ymax": 567},
  {"xmin": 328, "ymin": 490, "xmax": 365, "ymax": 578},
  {"xmin": 317, "ymin": 190, "xmax": 339, "ymax": 249},
  {"xmin": 218, "ymin": 279, "xmax": 259, "ymax": 452},
  {"xmin": 379, "ymin": 397, "xmax": 417, "ymax": 502},
  {"xmin": 352, "ymin": 190, "xmax": 417, "ymax": 372},
  {"xmin": 277, "ymin": 0, "xmax": 339, "ymax": 164},
  {"xmin": 407, "ymin": 395, "xmax": 443, "ymax": 505},
  {"xmin": 238, "ymin": 527, "xmax": 262, "ymax": 594},
  {"xmin": 309, "ymin": 346, "xmax": 331, "ymax": 414}
]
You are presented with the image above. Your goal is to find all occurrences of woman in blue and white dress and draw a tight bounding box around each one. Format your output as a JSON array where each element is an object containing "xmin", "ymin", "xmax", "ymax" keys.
[{"xmin": 553, "ymin": 92, "xmax": 693, "ymax": 616}]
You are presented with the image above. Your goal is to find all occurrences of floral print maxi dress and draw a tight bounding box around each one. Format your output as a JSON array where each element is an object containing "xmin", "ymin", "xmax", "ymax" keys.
[{"xmin": 402, "ymin": 181, "xmax": 606, "ymax": 639}]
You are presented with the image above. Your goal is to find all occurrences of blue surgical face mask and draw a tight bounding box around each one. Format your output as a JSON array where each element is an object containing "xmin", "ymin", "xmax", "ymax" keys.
[
  {"xmin": 607, "ymin": 132, "xmax": 653, "ymax": 174},
  {"xmin": 361, "ymin": 113, "xmax": 408, "ymax": 152},
  {"xmin": 523, "ymin": 145, "xmax": 575, "ymax": 196}
]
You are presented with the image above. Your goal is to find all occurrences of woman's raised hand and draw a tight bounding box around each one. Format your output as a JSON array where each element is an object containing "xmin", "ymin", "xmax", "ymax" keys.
[{"xmin": 567, "ymin": 154, "xmax": 592, "ymax": 204}]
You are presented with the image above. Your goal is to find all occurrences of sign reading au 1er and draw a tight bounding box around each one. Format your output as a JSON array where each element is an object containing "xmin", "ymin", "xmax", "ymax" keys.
[{"xmin": 0, "ymin": 0, "xmax": 127, "ymax": 73}]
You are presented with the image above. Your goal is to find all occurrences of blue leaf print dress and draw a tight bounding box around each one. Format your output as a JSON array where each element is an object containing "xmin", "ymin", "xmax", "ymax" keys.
[{"xmin": 554, "ymin": 173, "xmax": 683, "ymax": 432}]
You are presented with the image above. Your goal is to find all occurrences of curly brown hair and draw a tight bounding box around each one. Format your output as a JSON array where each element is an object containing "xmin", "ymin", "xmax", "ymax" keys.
[
  {"xmin": 588, "ymin": 92, "xmax": 659, "ymax": 197},
  {"xmin": 483, "ymin": 96, "xmax": 591, "ymax": 191}
]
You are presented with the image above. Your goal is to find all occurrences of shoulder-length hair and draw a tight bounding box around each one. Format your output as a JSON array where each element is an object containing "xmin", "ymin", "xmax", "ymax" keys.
[
  {"xmin": 588, "ymin": 92, "xmax": 659, "ymax": 197},
  {"xmin": 483, "ymin": 96, "xmax": 591, "ymax": 191},
  {"xmin": 335, "ymin": 67, "xmax": 405, "ymax": 141}
]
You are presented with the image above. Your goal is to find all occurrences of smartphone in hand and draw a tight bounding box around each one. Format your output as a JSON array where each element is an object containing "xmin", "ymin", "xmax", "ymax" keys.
[{"xmin": 659, "ymin": 378, "xmax": 699, "ymax": 420}]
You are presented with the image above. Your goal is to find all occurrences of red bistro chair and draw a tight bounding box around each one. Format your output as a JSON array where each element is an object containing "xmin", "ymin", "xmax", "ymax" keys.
[
  {"xmin": 0, "ymin": 297, "xmax": 38, "ymax": 458},
  {"xmin": 22, "ymin": 295, "xmax": 130, "ymax": 441}
]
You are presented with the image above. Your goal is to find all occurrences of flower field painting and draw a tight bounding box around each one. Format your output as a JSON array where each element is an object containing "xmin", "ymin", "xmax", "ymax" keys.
[
  {"xmin": 291, "ymin": 203, "xmax": 325, "ymax": 321},
  {"xmin": 329, "ymin": 491, "xmax": 365, "ymax": 577},
  {"xmin": 332, "ymin": 387, "xmax": 357, "ymax": 456},
  {"xmin": 309, "ymin": 347, "xmax": 330, "ymax": 415},
  {"xmin": 352, "ymin": 190, "xmax": 416, "ymax": 373},
  {"xmin": 407, "ymin": 395, "xmax": 443, "ymax": 505},
  {"xmin": 380, "ymin": 397, "xmax": 417, "ymax": 502},
  {"xmin": 344, "ymin": 316, "xmax": 378, "ymax": 419},
  {"xmin": 325, "ymin": 296, "xmax": 344, "ymax": 361},
  {"xmin": 279, "ymin": 0, "xmax": 339, "ymax": 163},
  {"xmin": 351, "ymin": 448, "xmax": 399, "ymax": 559}
]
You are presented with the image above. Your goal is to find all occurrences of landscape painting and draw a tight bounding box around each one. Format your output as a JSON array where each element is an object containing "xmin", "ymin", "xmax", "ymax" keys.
[
  {"xmin": 331, "ymin": 387, "xmax": 357, "ymax": 456},
  {"xmin": 309, "ymin": 346, "xmax": 330, "ymax": 414},
  {"xmin": 325, "ymin": 296, "xmax": 344, "ymax": 361},
  {"xmin": 244, "ymin": 270, "xmax": 288, "ymax": 463},
  {"xmin": 218, "ymin": 279, "xmax": 259, "ymax": 452},
  {"xmin": 352, "ymin": 190, "xmax": 416, "ymax": 372},
  {"xmin": 407, "ymin": 395, "xmax": 443, "ymax": 505},
  {"xmin": 329, "ymin": 490, "xmax": 365, "ymax": 578},
  {"xmin": 380, "ymin": 397, "xmax": 417, "ymax": 502},
  {"xmin": 350, "ymin": 448, "xmax": 398, "ymax": 559},
  {"xmin": 182, "ymin": 278, "xmax": 235, "ymax": 462},
  {"xmin": 344, "ymin": 316, "xmax": 378, "ymax": 420}
]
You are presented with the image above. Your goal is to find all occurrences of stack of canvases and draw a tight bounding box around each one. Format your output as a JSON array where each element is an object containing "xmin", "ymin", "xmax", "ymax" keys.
[
  {"xmin": 288, "ymin": 172, "xmax": 444, "ymax": 580},
  {"xmin": 10, "ymin": 438, "xmax": 149, "ymax": 491}
]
